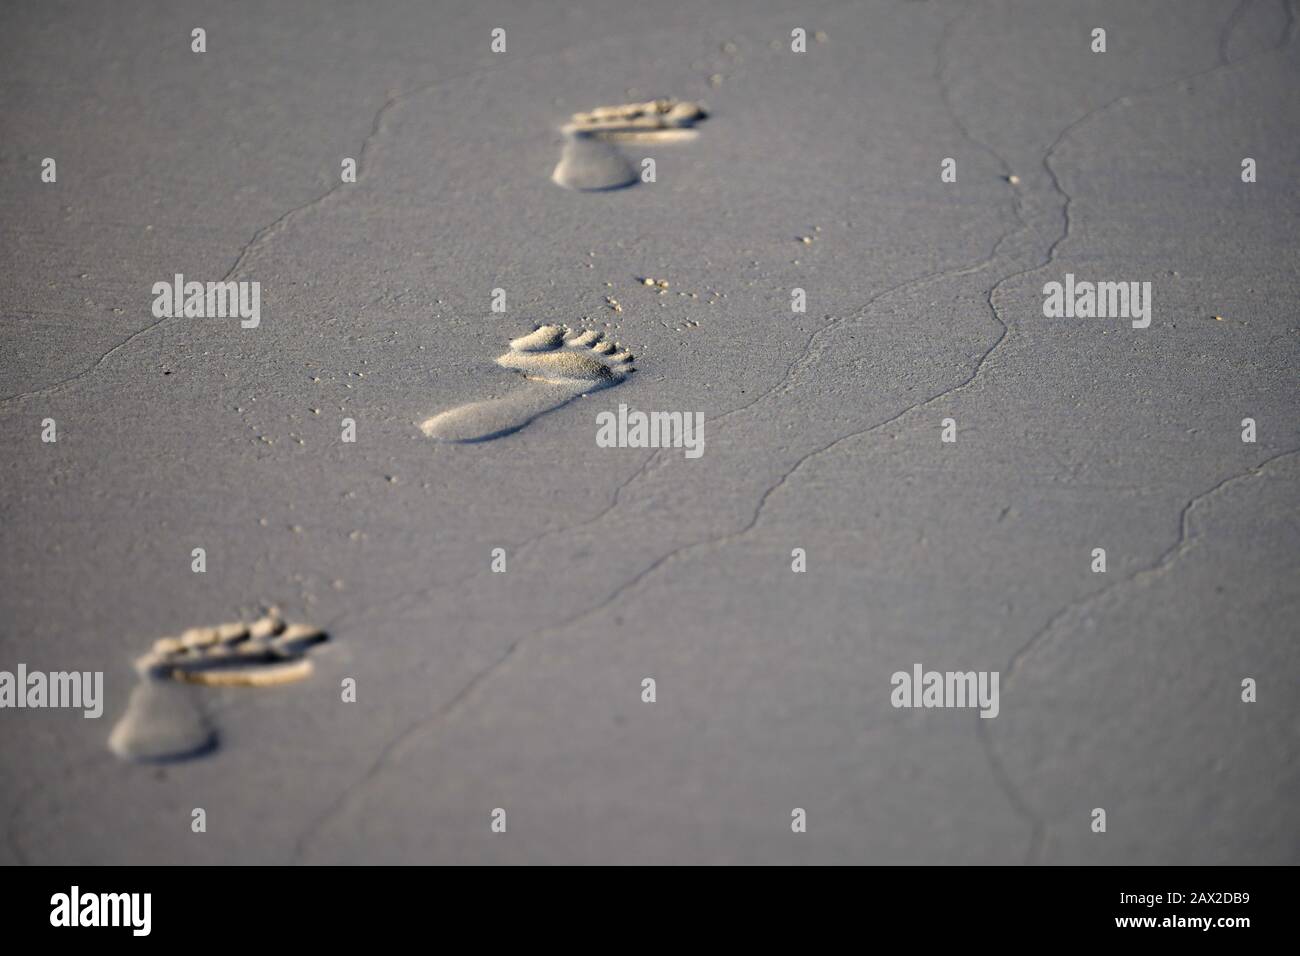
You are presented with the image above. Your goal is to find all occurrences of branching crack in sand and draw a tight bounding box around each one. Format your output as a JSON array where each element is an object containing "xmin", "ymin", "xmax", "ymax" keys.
[
  {"xmin": 975, "ymin": 2, "xmax": 1300, "ymax": 863},
  {"xmin": 293, "ymin": 9, "xmax": 1033, "ymax": 860},
  {"xmin": 294, "ymin": 2, "xmax": 1297, "ymax": 860},
  {"xmin": 294, "ymin": 186, "xmax": 1033, "ymax": 862},
  {"xmin": 750, "ymin": 7, "xmax": 1027, "ymax": 409}
]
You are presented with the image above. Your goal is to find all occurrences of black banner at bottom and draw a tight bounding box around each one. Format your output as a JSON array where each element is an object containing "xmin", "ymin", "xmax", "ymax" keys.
[{"xmin": 4, "ymin": 865, "xmax": 1286, "ymax": 942}]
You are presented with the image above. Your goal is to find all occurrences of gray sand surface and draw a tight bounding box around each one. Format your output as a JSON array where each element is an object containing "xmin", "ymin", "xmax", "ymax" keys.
[{"xmin": 1, "ymin": 0, "xmax": 1297, "ymax": 864}]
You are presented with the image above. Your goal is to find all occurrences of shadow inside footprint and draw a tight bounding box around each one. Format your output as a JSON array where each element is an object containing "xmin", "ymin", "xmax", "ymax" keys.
[
  {"xmin": 108, "ymin": 680, "xmax": 216, "ymax": 762},
  {"xmin": 553, "ymin": 134, "xmax": 639, "ymax": 191}
]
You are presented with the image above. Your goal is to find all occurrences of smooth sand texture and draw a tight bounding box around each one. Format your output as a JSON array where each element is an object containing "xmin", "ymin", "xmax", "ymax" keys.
[{"xmin": 1, "ymin": 0, "xmax": 1298, "ymax": 863}]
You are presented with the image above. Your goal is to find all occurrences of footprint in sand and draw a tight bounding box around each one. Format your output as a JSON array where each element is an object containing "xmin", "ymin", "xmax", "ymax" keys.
[
  {"xmin": 552, "ymin": 98, "xmax": 708, "ymax": 191},
  {"xmin": 421, "ymin": 324, "xmax": 634, "ymax": 442},
  {"xmin": 108, "ymin": 610, "xmax": 327, "ymax": 761}
]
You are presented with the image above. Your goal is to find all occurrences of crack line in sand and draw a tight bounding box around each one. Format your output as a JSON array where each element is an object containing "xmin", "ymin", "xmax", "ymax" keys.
[
  {"xmin": 1039, "ymin": 0, "xmax": 1293, "ymax": 281},
  {"xmin": 0, "ymin": 54, "xmax": 552, "ymax": 409},
  {"xmin": 5, "ymin": 38, "xmax": 670, "ymax": 856},
  {"xmin": 291, "ymin": 9, "xmax": 1038, "ymax": 855},
  {"xmin": 976, "ymin": 447, "xmax": 1300, "ymax": 864},
  {"xmin": 974, "ymin": 712, "xmax": 1047, "ymax": 864},
  {"xmin": 293, "ymin": 448, "xmax": 658, "ymax": 861},
  {"xmin": 367, "ymin": 228, "xmax": 1030, "ymax": 767},
  {"xmin": 937, "ymin": 8, "xmax": 1016, "ymax": 183},
  {"xmin": 1220, "ymin": 0, "xmax": 1253, "ymax": 66},
  {"xmin": 292, "ymin": 216, "xmax": 1024, "ymax": 858},
  {"xmin": 362, "ymin": 1, "xmax": 1300, "ymax": 862},
  {"xmin": 319, "ymin": 445, "xmax": 659, "ymax": 638},
  {"xmin": 1009, "ymin": 448, "xmax": 1300, "ymax": 689},
  {"xmin": 0, "ymin": 319, "xmax": 168, "ymax": 406},
  {"xmin": 742, "ymin": 8, "xmax": 1027, "ymax": 411},
  {"xmin": 1, "ymin": 8, "xmax": 817, "ymax": 412},
  {"xmin": 974, "ymin": 4, "xmax": 1300, "ymax": 863}
]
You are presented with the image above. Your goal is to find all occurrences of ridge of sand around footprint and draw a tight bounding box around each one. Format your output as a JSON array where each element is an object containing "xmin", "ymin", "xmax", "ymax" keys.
[
  {"xmin": 421, "ymin": 325, "xmax": 635, "ymax": 442},
  {"xmin": 107, "ymin": 612, "xmax": 327, "ymax": 762},
  {"xmin": 553, "ymin": 98, "xmax": 708, "ymax": 190}
]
